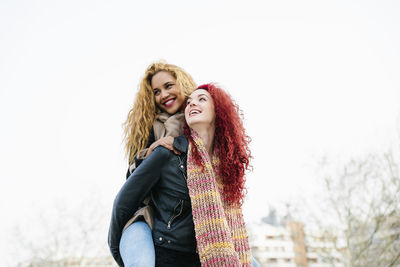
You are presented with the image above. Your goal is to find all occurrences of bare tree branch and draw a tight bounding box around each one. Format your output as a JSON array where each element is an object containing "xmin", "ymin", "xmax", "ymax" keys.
[{"xmin": 312, "ymin": 145, "xmax": 400, "ymax": 267}]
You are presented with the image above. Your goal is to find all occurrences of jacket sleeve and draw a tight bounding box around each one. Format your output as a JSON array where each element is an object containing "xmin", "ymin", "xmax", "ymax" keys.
[
  {"xmin": 108, "ymin": 146, "xmax": 170, "ymax": 266},
  {"xmin": 126, "ymin": 127, "xmax": 156, "ymax": 179}
]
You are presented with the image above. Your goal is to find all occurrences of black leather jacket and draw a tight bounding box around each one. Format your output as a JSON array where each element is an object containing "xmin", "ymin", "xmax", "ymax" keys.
[{"xmin": 108, "ymin": 135, "xmax": 197, "ymax": 266}]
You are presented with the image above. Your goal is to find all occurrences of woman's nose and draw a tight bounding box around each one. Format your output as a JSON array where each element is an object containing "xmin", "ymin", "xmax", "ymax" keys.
[{"xmin": 161, "ymin": 89, "xmax": 169, "ymax": 99}]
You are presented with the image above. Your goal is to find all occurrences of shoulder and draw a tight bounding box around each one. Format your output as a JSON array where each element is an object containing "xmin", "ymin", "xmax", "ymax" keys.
[
  {"xmin": 127, "ymin": 145, "xmax": 173, "ymax": 177},
  {"xmin": 173, "ymin": 135, "xmax": 189, "ymax": 153},
  {"xmin": 148, "ymin": 145, "xmax": 174, "ymax": 161}
]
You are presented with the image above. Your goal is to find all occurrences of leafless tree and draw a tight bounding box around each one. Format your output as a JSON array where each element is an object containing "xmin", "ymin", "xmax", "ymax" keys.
[
  {"xmin": 8, "ymin": 191, "xmax": 115, "ymax": 267},
  {"xmin": 313, "ymin": 147, "xmax": 400, "ymax": 267}
]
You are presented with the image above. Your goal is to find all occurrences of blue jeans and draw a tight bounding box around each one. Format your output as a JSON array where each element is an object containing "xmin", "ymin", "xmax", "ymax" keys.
[
  {"xmin": 252, "ymin": 256, "xmax": 260, "ymax": 267},
  {"xmin": 120, "ymin": 221, "xmax": 155, "ymax": 267},
  {"xmin": 120, "ymin": 221, "xmax": 260, "ymax": 267}
]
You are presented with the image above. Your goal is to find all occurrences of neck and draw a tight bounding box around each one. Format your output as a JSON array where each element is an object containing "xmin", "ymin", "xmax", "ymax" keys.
[{"xmin": 192, "ymin": 125, "xmax": 215, "ymax": 157}]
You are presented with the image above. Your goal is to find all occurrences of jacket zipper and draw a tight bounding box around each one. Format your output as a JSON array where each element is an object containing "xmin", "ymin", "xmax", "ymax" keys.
[{"xmin": 167, "ymin": 199, "xmax": 184, "ymax": 229}]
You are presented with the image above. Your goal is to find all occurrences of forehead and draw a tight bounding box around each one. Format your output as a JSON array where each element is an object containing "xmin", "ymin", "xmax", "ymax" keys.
[
  {"xmin": 189, "ymin": 89, "xmax": 211, "ymax": 98},
  {"xmin": 151, "ymin": 71, "xmax": 175, "ymax": 88}
]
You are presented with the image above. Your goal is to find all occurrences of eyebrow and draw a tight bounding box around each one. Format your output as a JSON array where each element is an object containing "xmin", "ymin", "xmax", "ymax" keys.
[
  {"xmin": 186, "ymin": 94, "xmax": 209, "ymax": 101},
  {"xmin": 187, "ymin": 93, "xmax": 209, "ymax": 100},
  {"xmin": 153, "ymin": 81, "xmax": 174, "ymax": 91},
  {"xmin": 163, "ymin": 81, "xmax": 173, "ymax": 86}
]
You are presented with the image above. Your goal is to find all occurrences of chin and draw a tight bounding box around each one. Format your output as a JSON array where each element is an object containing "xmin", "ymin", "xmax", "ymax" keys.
[
  {"xmin": 187, "ymin": 119, "xmax": 204, "ymax": 129},
  {"xmin": 164, "ymin": 107, "xmax": 178, "ymax": 114}
]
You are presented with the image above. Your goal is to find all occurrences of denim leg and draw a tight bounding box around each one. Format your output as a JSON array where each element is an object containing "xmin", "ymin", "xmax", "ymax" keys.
[
  {"xmin": 119, "ymin": 221, "xmax": 155, "ymax": 267},
  {"xmin": 252, "ymin": 256, "xmax": 260, "ymax": 267}
]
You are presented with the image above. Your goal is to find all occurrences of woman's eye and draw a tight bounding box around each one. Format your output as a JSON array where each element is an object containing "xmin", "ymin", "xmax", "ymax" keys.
[
  {"xmin": 154, "ymin": 90, "xmax": 160, "ymax": 95},
  {"xmin": 200, "ymin": 97, "xmax": 206, "ymax": 101},
  {"xmin": 166, "ymin": 83, "xmax": 173, "ymax": 89}
]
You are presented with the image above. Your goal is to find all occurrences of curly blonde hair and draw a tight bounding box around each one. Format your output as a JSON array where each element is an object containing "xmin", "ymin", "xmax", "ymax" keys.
[{"xmin": 123, "ymin": 61, "xmax": 196, "ymax": 164}]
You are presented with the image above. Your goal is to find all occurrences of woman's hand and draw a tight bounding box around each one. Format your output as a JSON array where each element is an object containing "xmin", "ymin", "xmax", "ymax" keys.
[{"xmin": 145, "ymin": 136, "xmax": 181, "ymax": 157}]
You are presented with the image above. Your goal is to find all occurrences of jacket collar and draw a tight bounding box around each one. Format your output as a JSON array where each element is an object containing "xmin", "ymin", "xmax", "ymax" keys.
[{"xmin": 173, "ymin": 135, "xmax": 188, "ymax": 154}]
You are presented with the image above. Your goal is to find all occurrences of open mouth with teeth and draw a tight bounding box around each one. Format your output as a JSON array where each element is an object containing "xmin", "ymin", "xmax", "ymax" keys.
[
  {"xmin": 189, "ymin": 109, "xmax": 201, "ymax": 117},
  {"xmin": 163, "ymin": 98, "xmax": 176, "ymax": 108}
]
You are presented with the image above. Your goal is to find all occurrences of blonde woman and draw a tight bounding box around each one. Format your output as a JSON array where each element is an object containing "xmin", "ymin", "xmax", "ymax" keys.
[{"xmin": 109, "ymin": 61, "xmax": 196, "ymax": 266}]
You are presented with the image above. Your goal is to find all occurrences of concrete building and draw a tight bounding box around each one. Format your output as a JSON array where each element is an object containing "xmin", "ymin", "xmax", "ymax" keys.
[
  {"xmin": 304, "ymin": 230, "xmax": 345, "ymax": 267},
  {"xmin": 249, "ymin": 219, "xmax": 345, "ymax": 267},
  {"xmin": 250, "ymin": 222, "xmax": 298, "ymax": 267}
]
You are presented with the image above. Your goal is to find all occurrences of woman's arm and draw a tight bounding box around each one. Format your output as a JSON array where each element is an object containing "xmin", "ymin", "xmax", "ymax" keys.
[
  {"xmin": 127, "ymin": 136, "xmax": 179, "ymax": 178},
  {"xmin": 145, "ymin": 136, "xmax": 180, "ymax": 157},
  {"xmin": 108, "ymin": 146, "xmax": 170, "ymax": 266},
  {"xmin": 128, "ymin": 113, "xmax": 184, "ymax": 177}
]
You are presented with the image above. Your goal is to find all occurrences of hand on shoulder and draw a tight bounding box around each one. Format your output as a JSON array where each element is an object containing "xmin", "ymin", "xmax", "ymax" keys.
[{"xmin": 146, "ymin": 136, "xmax": 181, "ymax": 157}]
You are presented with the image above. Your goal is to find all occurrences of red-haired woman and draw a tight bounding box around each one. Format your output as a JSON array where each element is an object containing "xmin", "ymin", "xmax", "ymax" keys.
[
  {"xmin": 184, "ymin": 84, "xmax": 257, "ymax": 266},
  {"xmin": 109, "ymin": 84, "xmax": 259, "ymax": 266}
]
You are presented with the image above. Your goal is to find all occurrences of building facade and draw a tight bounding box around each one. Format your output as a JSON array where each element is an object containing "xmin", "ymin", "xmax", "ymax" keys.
[{"xmin": 249, "ymin": 220, "xmax": 345, "ymax": 267}]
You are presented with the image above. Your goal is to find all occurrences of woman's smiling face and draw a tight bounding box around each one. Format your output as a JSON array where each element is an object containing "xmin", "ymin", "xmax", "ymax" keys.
[
  {"xmin": 185, "ymin": 89, "xmax": 215, "ymax": 128},
  {"xmin": 151, "ymin": 71, "xmax": 185, "ymax": 114}
]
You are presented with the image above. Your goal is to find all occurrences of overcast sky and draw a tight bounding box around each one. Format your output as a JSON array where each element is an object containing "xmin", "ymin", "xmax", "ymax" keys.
[{"xmin": 1, "ymin": 0, "xmax": 400, "ymax": 263}]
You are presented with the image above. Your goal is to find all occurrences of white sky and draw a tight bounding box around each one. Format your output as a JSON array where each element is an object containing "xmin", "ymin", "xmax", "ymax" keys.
[{"xmin": 1, "ymin": 0, "xmax": 400, "ymax": 263}]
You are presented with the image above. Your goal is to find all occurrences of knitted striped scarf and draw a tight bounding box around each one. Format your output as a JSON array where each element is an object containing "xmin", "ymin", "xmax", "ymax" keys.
[{"xmin": 187, "ymin": 130, "xmax": 252, "ymax": 266}]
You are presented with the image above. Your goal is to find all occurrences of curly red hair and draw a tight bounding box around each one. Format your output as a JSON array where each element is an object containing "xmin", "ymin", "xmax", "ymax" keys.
[{"xmin": 184, "ymin": 83, "xmax": 252, "ymax": 205}]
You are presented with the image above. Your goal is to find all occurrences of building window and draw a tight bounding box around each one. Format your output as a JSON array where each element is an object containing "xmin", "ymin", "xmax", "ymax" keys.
[{"xmin": 268, "ymin": 258, "xmax": 277, "ymax": 263}]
